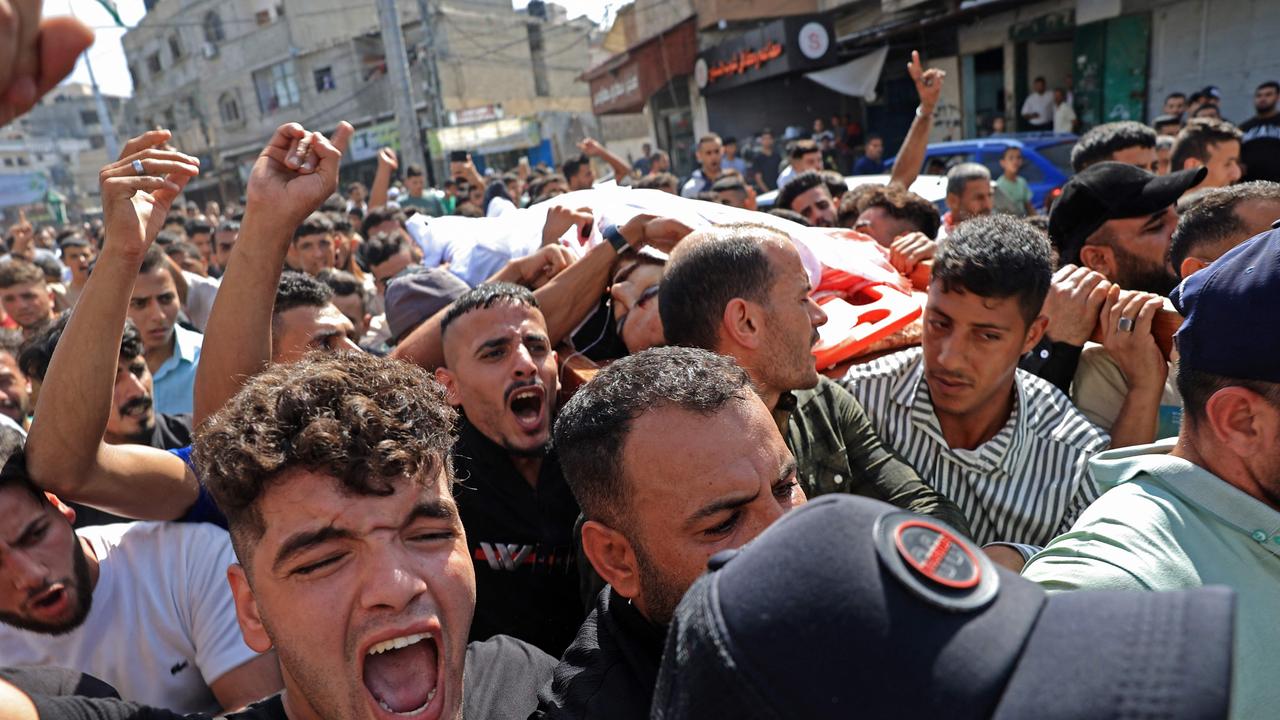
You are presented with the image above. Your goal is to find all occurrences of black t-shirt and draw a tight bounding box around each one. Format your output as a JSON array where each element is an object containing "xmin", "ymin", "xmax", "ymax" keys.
[
  {"xmin": 452, "ymin": 418, "xmax": 586, "ymax": 657},
  {"xmin": 750, "ymin": 151, "xmax": 782, "ymax": 191},
  {"xmin": 10, "ymin": 636, "xmax": 555, "ymax": 720},
  {"xmin": 1240, "ymin": 113, "xmax": 1280, "ymax": 182}
]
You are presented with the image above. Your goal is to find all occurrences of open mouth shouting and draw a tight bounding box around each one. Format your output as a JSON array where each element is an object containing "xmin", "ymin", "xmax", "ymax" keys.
[
  {"xmin": 26, "ymin": 583, "xmax": 71, "ymax": 621},
  {"xmin": 505, "ymin": 383, "xmax": 547, "ymax": 435},
  {"xmin": 361, "ymin": 630, "xmax": 444, "ymax": 719}
]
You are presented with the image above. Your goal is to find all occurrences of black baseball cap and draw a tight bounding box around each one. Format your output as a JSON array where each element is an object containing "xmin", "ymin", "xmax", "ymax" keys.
[
  {"xmin": 652, "ymin": 495, "xmax": 1235, "ymax": 720},
  {"xmin": 1048, "ymin": 162, "xmax": 1206, "ymax": 265},
  {"xmin": 1171, "ymin": 228, "xmax": 1280, "ymax": 383}
]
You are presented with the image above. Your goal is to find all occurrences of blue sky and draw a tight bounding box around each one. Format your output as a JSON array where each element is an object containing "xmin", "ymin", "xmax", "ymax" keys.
[{"xmin": 55, "ymin": 0, "xmax": 622, "ymax": 98}]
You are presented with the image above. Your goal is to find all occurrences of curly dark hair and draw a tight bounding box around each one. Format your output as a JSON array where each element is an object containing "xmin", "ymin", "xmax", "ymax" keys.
[
  {"xmin": 193, "ymin": 351, "xmax": 457, "ymax": 562},
  {"xmin": 840, "ymin": 184, "xmax": 941, "ymax": 238}
]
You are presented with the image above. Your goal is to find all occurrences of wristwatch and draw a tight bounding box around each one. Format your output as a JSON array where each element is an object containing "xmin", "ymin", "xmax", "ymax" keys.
[
  {"xmin": 601, "ymin": 221, "xmax": 633, "ymax": 255},
  {"xmin": 915, "ymin": 104, "xmax": 933, "ymax": 119}
]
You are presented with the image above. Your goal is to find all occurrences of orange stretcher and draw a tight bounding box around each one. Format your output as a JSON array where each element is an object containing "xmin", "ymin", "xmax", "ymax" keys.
[{"xmin": 812, "ymin": 283, "xmax": 923, "ymax": 370}]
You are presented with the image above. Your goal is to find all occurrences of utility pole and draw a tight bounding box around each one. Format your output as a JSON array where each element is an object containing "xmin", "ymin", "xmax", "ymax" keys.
[
  {"xmin": 375, "ymin": 0, "xmax": 426, "ymax": 171},
  {"xmin": 415, "ymin": 0, "xmax": 446, "ymax": 131}
]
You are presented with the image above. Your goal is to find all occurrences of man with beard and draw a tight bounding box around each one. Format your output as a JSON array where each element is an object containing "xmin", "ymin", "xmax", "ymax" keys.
[
  {"xmin": 938, "ymin": 163, "xmax": 993, "ymax": 238},
  {"xmin": 433, "ymin": 283, "xmax": 585, "ymax": 656},
  {"xmin": 19, "ymin": 316, "xmax": 191, "ymax": 451},
  {"xmin": 842, "ymin": 216, "xmax": 1109, "ymax": 548},
  {"xmin": 1241, "ymin": 81, "xmax": 1280, "ymax": 182},
  {"xmin": 0, "ymin": 330, "xmax": 31, "ymax": 430},
  {"xmin": 1023, "ymin": 229, "xmax": 1280, "ymax": 720},
  {"xmin": 658, "ymin": 223, "xmax": 969, "ymax": 532},
  {"xmin": 536, "ymin": 346, "xmax": 807, "ymax": 720},
  {"xmin": 1068, "ymin": 181, "xmax": 1280, "ymax": 452},
  {"xmin": 1049, "ymin": 162, "xmax": 1206, "ymax": 297},
  {"xmin": 0, "ymin": 452, "xmax": 278, "ymax": 713},
  {"xmin": 774, "ymin": 171, "xmax": 837, "ymax": 227}
]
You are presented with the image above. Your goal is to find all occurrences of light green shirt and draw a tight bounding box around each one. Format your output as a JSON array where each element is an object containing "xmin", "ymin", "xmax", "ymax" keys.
[
  {"xmin": 994, "ymin": 174, "xmax": 1032, "ymax": 216},
  {"xmin": 1022, "ymin": 439, "xmax": 1280, "ymax": 719}
]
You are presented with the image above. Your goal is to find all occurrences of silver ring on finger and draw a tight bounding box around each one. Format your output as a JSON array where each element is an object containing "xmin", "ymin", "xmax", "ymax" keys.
[
  {"xmin": 1117, "ymin": 316, "xmax": 1135, "ymax": 333},
  {"xmin": 132, "ymin": 159, "xmax": 146, "ymax": 176}
]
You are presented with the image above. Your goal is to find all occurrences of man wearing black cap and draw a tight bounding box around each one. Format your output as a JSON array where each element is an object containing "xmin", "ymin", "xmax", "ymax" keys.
[
  {"xmin": 654, "ymin": 494, "xmax": 1234, "ymax": 720},
  {"xmin": 1023, "ymin": 229, "xmax": 1280, "ymax": 720},
  {"xmin": 539, "ymin": 346, "xmax": 807, "ymax": 720},
  {"xmin": 1049, "ymin": 161, "xmax": 1205, "ymax": 297}
]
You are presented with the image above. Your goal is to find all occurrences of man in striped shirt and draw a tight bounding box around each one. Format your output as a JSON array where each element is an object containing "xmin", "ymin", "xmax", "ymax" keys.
[{"xmin": 843, "ymin": 215, "xmax": 1109, "ymax": 547}]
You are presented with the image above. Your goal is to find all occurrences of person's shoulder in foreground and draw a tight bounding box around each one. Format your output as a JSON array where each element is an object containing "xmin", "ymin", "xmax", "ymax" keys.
[{"xmin": 651, "ymin": 494, "xmax": 1234, "ymax": 720}]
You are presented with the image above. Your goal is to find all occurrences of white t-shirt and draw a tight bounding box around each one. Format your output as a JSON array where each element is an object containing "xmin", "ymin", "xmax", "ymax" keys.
[
  {"xmin": 1022, "ymin": 91, "xmax": 1054, "ymax": 126},
  {"xmin": 0, "ymin": 522, "xmax": 259, "ymax": 714},
  {"xmin": 1054, "ymin": 102, "xmax": 1078, "ymax": 134},
  {"xmin": 181, "ymin": 271, "xmax": 221, "ymax": 332}
]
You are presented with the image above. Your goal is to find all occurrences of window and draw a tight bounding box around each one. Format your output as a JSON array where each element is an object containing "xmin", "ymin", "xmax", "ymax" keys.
[
  {"xmin": 202, "ymin": 11, "xmax": 225, "ymax": 43},
  {"xmin": 168, "ymin": 34, "xmax": 183, "ymax": 60},
  {"xmin": 314, "ymin": 66, "xmax": 335, "ymax": 93},
  {"xmin": 163, "ymin": 107, "xmax": 176, "ymax": 129},
  {"xmin": 147, "ymin": 52, "xmax": 163, "ymax": 76},
  {"xmin": 128, "ymin": 64, "xmax": 141, "ymax": 88},
  {"xmin": 253, "ymin": 60, "xmax": 300, "ymax": 114},
  {"xmin": 80, "ymin": 110, "xmax": 98, "ymax": 125},
  {"xmin": 90, "ymin": 135, "xmax": 105, "ymax": 150},
  {"xmin": 2, "ymin": 158, "xmax": 11, "ymax": 167},
  {"xmin": 219, "ymin": 92, "xmax": 242, "ymax": 124},
  {"xmin": 16, "ymin": 157, "xmax": 27, "ymax": 167}
]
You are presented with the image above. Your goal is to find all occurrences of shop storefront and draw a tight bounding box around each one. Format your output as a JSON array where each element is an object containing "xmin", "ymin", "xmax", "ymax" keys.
[
  {"xmin": 695, "ymin": 15, "xmax": 842, "ymax": 147},
  {"xmin": 583, "ymin": 18, "xmax": 698, "ymax": 177}
]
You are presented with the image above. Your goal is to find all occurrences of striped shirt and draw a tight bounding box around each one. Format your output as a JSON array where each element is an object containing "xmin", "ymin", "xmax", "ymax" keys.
[{"xmin": 841, "ymin": 348, "xmax": 1110, "ymax": 546}]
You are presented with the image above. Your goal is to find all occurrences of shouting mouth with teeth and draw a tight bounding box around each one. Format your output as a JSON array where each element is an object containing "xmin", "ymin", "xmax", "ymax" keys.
[
  {"xmin": 361, "ymin": 630, "xmax": 444, "ymax": 718},
  {"xmin": 505, "ymin": 382, "xmax": 549, "ymax": 442}
]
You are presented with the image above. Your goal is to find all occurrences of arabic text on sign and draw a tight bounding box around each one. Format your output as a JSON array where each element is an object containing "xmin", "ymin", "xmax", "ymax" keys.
[{"xmin": 707, "ymin": 42, "xmax": 784, "ymax": 83}]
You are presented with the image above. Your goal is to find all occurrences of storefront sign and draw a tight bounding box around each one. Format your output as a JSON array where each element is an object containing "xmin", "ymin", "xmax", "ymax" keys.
[
  {"xmin": 0, "ymin": 173, "xmax": 49, "ymax": 208},
  {"xmin": 584, "ymin": 19, "xmax": 698, "ymax": 115},
  {"xmin": 348, "ymin": 120, "xmax": 401, "ymax": 163},
  {"xmin": 427, "ymin": 117, "xmax": 542, "ymax": 156},
  {"xmin": 696, "ymin": 15, "xmax": 834, "ymax": 94},
  {"xmin": 706, "ymin": 42, "xmax": 784, "ymax": 83},
  {"xmin": 448, "ymin": 104, "xmax": 504, "ymax": 126},
  {"xmin": 590, "ymin": 64, "xmax": 643, "ymax": 114}
]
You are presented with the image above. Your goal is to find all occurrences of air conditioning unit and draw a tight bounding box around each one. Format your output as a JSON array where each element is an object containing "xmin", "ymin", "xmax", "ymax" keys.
[{"xmin": 202, "ymin": 43, "xmax": 218, "ymax": 59}]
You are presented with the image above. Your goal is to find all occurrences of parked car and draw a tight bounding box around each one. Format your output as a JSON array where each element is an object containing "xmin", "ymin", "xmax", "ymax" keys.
[{"xmin": 886, "ymin": 133, "xmax": 1076, "ymax": 212}]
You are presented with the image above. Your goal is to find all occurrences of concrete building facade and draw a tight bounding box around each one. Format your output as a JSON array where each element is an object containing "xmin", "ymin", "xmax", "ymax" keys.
[{"xmin": 123, "ymin": 0, "xmax": 599, "ymax": 204}]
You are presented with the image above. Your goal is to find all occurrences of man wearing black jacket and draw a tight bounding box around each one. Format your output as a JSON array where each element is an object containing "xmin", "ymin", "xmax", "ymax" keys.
[
  {"xmin": 538, "ymin": 346, "xmax": 807, "ymax": 719},
  {"xmin": 435, "ymin": 283, "xmax": 586, "ymax": 657}
]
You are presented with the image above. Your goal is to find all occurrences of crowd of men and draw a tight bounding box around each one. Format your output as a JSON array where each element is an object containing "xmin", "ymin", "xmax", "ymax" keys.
[{"xmin": 0, "ymin": 11, "xmax": 1274, "ymax": 718}]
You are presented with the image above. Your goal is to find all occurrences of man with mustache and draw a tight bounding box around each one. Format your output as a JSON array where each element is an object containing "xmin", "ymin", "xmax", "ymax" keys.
[
  {"xmin": 433, "ymin": 283, "xmax": 585, "ymax": 656},
  {"xmin": 20, "ymin": 316, "xmax": 192, "ymax": 451},
  {"xmin": 0, "ymin": 330, "xmax": 31, "ymax": 430},
  {"xmin": 658, "ymin": 223, "xmax": 969, "ymax": 532},
  {"xmin": 0, "ymin": 129, "xmax": 281, "ymax": 714},
  {"xmin": 842, "ymin": 215, "xmax": 1109, "ymax": 548}
]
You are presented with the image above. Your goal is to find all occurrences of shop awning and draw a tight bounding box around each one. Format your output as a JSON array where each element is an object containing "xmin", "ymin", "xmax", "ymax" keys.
[
  {"xmin": 804, "ymin": 45, "xmax": 889, "ymax": 100},
  {"xmin": 582, "ymin": 18, "xmax": 698, "ymax": 115}
]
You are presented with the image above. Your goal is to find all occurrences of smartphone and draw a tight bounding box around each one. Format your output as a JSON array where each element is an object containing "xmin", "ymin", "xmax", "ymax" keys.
[{"xmin": 449, "ymin": 150, "xmax": 469, "ymax": 163}]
